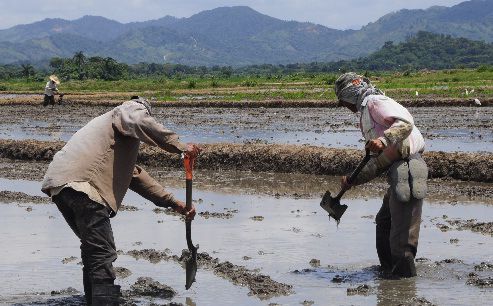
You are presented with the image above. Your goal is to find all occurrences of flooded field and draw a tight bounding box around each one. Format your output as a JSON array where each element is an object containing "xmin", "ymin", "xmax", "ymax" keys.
[
  {"xmin": 0, "ymin": 105, "xmax": 491, "ymax": 152},
  {"xmin": 0, "ymin": 101, "xmax": 491, "ymax": 306},
  {"xmin": 0, "ymin": 171, "xmax": 492, "ymax": 306}
]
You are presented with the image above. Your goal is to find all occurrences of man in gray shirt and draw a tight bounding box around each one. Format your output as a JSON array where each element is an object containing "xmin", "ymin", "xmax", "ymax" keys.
[{"xmin": 42, "ymin": 96, "xmax": 200, "ymax": 305}]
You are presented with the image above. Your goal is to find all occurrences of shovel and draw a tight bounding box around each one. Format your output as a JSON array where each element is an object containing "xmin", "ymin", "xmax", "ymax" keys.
[
  {"xmin": 320, "ymin": 148, "xmax": 372, "ymax": 223},
  {"xmin": 183, "ymin": 153, "xmax": 199, "ymax": 290}
]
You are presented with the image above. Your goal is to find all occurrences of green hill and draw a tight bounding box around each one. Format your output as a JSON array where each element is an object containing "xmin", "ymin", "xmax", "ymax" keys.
[{"xmin": 0, "ymin": 1, "xmax": 492, "ymax": 66}]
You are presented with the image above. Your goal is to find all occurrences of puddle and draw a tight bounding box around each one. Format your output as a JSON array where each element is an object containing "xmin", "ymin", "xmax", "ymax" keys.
[
  {"xmin": 0, "ymin": 177, "xmax": 492, "ymax": 305},
  {"xmin": 0, "ymin": 105, "xmax": 491, "ymax": 152}
]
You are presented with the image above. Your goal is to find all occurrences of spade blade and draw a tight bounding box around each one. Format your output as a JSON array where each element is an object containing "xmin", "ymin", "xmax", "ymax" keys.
[
  {"xmin": 320, "ymin": 191, "xmax": 348, "ymax": 223},
  {"xmin": 185, "ymin": 244, "xmax": 198, "ymax": 290}
]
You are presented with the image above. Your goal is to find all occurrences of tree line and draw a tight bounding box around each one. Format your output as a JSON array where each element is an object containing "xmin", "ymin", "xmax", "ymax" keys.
[{"xmin": 1, "ymin": 31, "xmax": 493, "ymax": 82}]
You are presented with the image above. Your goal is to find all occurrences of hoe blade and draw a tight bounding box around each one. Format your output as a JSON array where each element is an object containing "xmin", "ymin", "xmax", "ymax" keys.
[{"xmin": 320, "ymin": 191, "xmax": 348, "ymax": 223}]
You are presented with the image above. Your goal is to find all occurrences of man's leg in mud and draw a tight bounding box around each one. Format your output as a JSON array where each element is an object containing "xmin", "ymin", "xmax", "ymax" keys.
[
  {"xmin": 53, "ymin": 188, "xmax": 118, "ymax": 305},
  {"xmin": 388, "ymin": 190, "xmax": 423, "ymax": 278},
  {"xmin": 375, "ymin": 190, "xmax": 392, "ymax": 272}
]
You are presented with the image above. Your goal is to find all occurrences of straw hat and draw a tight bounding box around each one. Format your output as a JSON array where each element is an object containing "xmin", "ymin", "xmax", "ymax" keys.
[{"xmin": 49, "ymin": 75, "xmax": 60, "ymax": 84}]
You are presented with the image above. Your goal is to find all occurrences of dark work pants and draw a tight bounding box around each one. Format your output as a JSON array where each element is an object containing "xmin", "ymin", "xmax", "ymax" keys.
[
  {"xmin": 43, "ymin": 94, "xmax": 55, "ymax": 106},
  {"xmin": 53, "ymin": 188, "xmax": 117, "ymax": 288},
  {"xmin": 375, "ymin": 188, "xmax": 423, "ymax": 277}
]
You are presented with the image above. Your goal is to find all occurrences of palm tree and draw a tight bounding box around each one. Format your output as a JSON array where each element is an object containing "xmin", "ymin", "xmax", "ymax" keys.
[
  {"xmin": 21, "ymin": 63, "xmax": 35, "ymax": 81},
  {"xmin": 73, "ymin": 51, "xmax": 86, "ymax": 80}
]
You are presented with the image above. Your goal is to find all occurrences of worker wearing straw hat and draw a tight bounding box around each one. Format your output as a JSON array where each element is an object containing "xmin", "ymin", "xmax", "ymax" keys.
[{"xmin": 43, "ymin": 75, "xmax": 60, "ymax": 106}]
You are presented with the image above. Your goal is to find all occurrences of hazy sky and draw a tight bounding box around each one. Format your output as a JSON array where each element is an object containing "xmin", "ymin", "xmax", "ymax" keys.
[{"xmin": 0, "ymin": 0, "xmax": 467, "ymax": 30}]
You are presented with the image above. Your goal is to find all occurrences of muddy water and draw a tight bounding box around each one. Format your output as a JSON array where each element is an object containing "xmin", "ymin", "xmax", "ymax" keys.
[
  {"xmin": 0, "ymin": 105, "xmax": 491, "ymax": 152},
  {"xmin": 1, "ymin": 177, "xmax": 492, "ymax": 306}
]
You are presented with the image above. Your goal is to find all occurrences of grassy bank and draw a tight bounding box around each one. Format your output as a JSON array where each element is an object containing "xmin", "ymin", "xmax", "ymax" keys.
[{"xmin": 1, "ymin": 69, "xmax": 492, "ymax": 102}]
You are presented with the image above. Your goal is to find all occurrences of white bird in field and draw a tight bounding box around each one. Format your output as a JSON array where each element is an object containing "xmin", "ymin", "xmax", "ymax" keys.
[
  {"xmin": 474, "ymin": 98, "xmax": 481, "ymax": 106},
  {"xmin": 415, "ymin": 91, "xmax": 419, "ymax": 96},
  {"xmin": 465, "ymin": 89, "xmax": 469, "ymax": 96}
]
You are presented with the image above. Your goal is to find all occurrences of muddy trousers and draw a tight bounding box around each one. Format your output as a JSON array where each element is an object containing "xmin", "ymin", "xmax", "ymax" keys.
[
  {"xmin": 375, "ymin": 188, "xmax": 423, "ymax": 278},
  {"xmin": 53, "ymin": 188, "xmax": 119, "ymax": 305}
]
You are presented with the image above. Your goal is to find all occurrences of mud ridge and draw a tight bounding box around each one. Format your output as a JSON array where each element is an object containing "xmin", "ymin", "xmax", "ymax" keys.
[
  {"xmin": 1, "ymin": 139, "xmax": 492, "ymax": 183},
  {"xmin": 124, "ymin": 249, "xmax": 293, "ymax": 299},
  {"xmin": 0, "ymin": 190, "xmax": 49, "ymax": 204},
  {"xmin": 1, "ymin": 95, "xmax": 491, "ymax": 108}
]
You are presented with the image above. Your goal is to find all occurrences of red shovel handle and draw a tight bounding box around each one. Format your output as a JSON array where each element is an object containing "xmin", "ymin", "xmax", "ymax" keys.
[{"xmin": 183, "ymin": 153, "xmax": 195, "ymax": 180}]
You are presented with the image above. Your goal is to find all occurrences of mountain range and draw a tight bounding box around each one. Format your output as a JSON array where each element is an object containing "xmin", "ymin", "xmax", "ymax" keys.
[{"xmin": 0, "ymin": 0, "xmax": 492, "ymax": 66}]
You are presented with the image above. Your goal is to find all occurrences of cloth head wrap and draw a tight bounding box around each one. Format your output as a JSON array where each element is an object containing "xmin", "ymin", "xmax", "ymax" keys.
[
  {"xmin": 131, "ymin": 96, "xmax": 152, "ymax": 115},
  {"xmin": 334, "ymin": 72, "xmax": 383, "ymax": 111}
]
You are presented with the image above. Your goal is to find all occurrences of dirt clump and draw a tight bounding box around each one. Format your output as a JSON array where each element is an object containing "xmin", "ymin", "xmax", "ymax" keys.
[
  {"xmin": 126, "ymin": 249, "xmax": 172, "ymax": 264},
  {"xmin": 61, "ymin": 256, "xmax": 78, "ymax": 264},
  {"xmin": 212, "ymin": 260, "xmax": 293, "ymax": 298},
  {"xmin": 250, "ymin": 216, "xmax": 264, "ymax": 221},
  {"xmin": 124, "ymin": 277, "xmax": 176, "ymax": 299},
  {"xmin": 435, "ymin": 258, "xmax": 464, "ymax": 265},
  {"xmin": 50, "ymin": 287, "xmax": 80, "ymax": 295},
  {"xmin": 309, "ymin": 259, "xmax": 321, "ymax": 267},
  {"xmin": 119, "ymin": 205, "xmax": 139, "ymax": 211},
  {"xmin": 397, "ymin": 297, "xmax": 437, "ymax": 306},
  {"xmin": 466, "ymin": 274, "xmax": 493, "ymax": 288},
  {"xmin": 435, "ymin": 223, "xmax": 450, "ymax": 232},
  {"xmin": 474, "ymin": 262, "xmax": 493, "ymax": 271},
  {"xmin": 446, "ymin": 219, "xmax": 493, "ymax": 236},
  {"xmin": 153, "ymin": 207, "xmax": 182, "ymax": 217},
  {"xmin": 199, "ymin": 211, "xmax": 234, "ymax": 219},
  {"xmin": 115, "ymin": 266, "xmax": 132, "ymax": 279},
  {"xmin": 347, "ymin": 284, "xmax": 372, "ymax": 296}
]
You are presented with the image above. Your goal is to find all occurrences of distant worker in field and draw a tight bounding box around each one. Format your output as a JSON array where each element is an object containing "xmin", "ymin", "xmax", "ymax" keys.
[
  {"xmin": 41, "ymin": 96, "xmax": 201, "ymax": 305},
  {"xmin": 335, "ymin": 72, "xmax": 428, "ymax": 278},
  {"xmin": 43, "ymin": 74, "xmax": 61, "ymax": 106}
]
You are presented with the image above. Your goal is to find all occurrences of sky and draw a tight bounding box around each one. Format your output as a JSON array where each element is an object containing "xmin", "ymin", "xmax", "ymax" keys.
[{"xmin": 0, "ymin": 0, "xmax": 467, "ymax": 30}]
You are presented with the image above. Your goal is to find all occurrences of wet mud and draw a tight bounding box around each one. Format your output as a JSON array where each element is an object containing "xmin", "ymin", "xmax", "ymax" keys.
[
  {"xmin": 1, "ymin": 159, "xmax": 492, "ymax": 208},
  {"xmin": 125, "ymin": 249, "xmax": 293, "ymax": 299},
  {"xmin": 0, "ymin": 104, "xmax": 491, "ymax": 153},
  {"xmin": 1, "ymin": 139, "xmax": 493, "ymax": 183},
  {"xmin": 0, "ymin": 190, "xmax": 49, "ymax": 204}
]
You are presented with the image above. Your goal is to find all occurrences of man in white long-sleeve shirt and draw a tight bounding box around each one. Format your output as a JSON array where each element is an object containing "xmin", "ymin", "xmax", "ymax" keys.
[
  {"xmin": 335, "ymin": 73, "xmax": 428, "ymax": 278},
  {"xmin": 43, "ymin": 75, "xmax": 60, "ymax": 106}
]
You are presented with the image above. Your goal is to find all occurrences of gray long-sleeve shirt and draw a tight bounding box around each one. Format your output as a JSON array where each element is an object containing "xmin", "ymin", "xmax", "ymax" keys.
[{"xmin": 41, "ymin": 100, "xmax": 188, "ymax": 214}]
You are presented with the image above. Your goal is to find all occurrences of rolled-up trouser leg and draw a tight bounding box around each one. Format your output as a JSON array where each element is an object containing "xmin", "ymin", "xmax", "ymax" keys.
[
  {"xmin": 53, "ymin": 188, "xmax": 117, "ymax": 301},
  {"xmin": 388, "ymin": 189, "xmax": 423, "ymax": 278},
  {"xmin": 83, "ymin": 267, "xmax": 93, "ymax": 305},
  {"xmin": 375, "ymin": 190, "xmax": 392, "ymax": 272}
]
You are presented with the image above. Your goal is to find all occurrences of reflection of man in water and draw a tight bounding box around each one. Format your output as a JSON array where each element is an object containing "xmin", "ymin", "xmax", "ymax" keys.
[
  {"xmin": 376, "ymin": 277, "xmax": 418, "ymax": 306},
  {"xmin": 335, "ymin": 73, "xmax": 428, "ymax": 278},
  {"xmin": 43, "ymin": 75, "xmax": 60, "ymax": 106}
]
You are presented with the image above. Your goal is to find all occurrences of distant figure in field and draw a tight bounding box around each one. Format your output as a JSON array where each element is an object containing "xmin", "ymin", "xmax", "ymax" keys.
[{"xmin": 43, "ymin": 75, "xmax": 60, "ymax": 106}]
